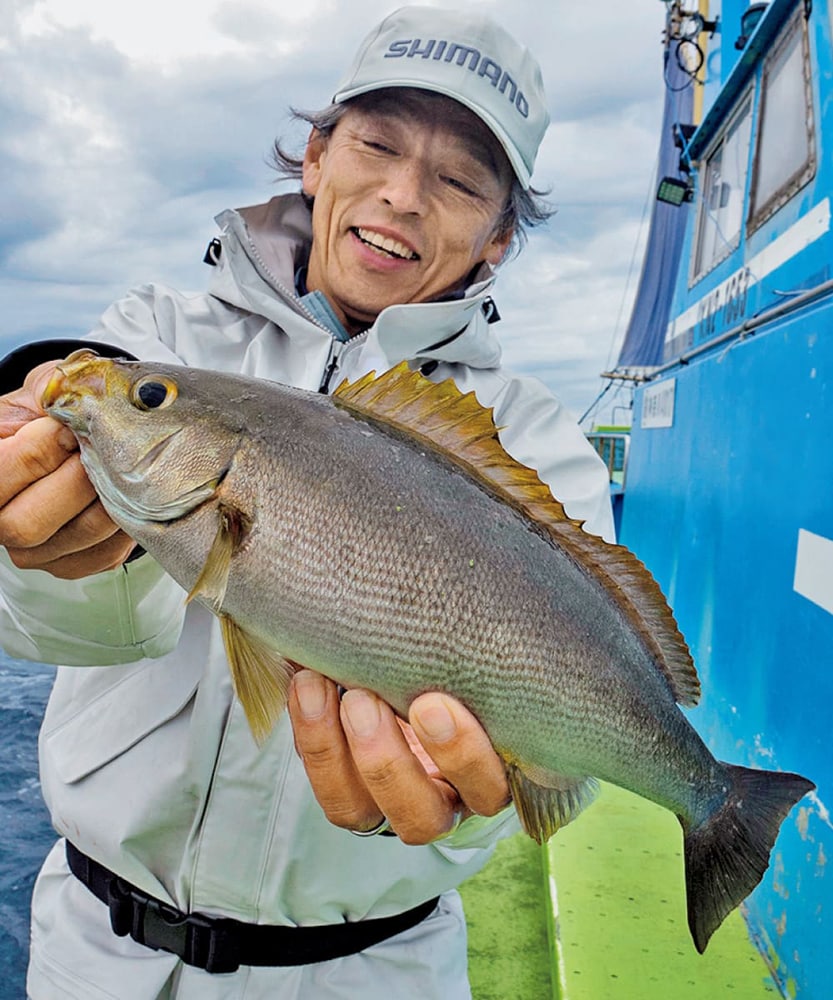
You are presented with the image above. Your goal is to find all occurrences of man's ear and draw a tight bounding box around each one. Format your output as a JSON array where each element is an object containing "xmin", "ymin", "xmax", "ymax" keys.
[
  {"xmin": 301, "ymin": 129, "xmax": 327, "ymax": 197},
  {"xmin": 485, "ymin": 227, "xmax": 514, "ymax": 266}
]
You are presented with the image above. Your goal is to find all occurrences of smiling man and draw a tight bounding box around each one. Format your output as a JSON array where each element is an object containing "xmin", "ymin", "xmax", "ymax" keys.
[
  {"xmin": 301, "ymin": 90, "xmax": 515, "ymax": 328},
  {"xmin": 0, "ymin": 7, "xmax": 613, "ymax": 999}
]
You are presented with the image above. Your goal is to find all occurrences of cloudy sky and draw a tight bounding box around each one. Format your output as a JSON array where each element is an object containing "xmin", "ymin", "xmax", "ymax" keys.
[{"xmin": 1, "ymin": 0, "xmax": 669, "ymax": 425}]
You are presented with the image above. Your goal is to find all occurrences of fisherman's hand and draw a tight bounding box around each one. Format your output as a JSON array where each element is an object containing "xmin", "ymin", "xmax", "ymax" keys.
[
  {"xmin": 0, "ymin": 361, "xmax": 135, "ymax": 578},
  {"xmin": 289, "ymin": 670, "xmax": 512, "ymax": 844}
]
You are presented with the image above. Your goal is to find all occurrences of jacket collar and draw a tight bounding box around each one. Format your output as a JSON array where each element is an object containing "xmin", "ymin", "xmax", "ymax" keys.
[{"xmin": 210, "ymin": 194, "xmax": 503, "ymax": 371}]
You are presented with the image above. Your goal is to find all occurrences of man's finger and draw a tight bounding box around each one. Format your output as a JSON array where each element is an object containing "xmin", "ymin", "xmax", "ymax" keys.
[
  {"xmin": 408, "ymin": 693, "xmax": 511, "ymax": 819},
  {"xmin": 21, "ymin": 530, "xmax": 137, "ymax": 580},
  {"xmin": 0, "ymin": 417, "xmax": 78, "ymax": 510},
  {"xmin": 0, "ymin": 450, "xmax": 96, "ymax": 548},
  {"xmin": 0, "ymin": 360, "xmax": 60, "ymax": 438},
  {"xmin": 5, "ymin": 500, "xmax": 125, "ymax": 568},
  {"xmin": 288, "ymin": 671, "xmax": 382, "ymax": 831},
  {"xmin": 340, "ymin": 690, "xmax": 460, "ymax": 844}
]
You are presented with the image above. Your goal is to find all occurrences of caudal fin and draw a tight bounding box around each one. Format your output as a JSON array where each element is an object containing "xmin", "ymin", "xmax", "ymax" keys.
[{"xmin": 683, "ymin": 764, "xmax": 814, "ymax": 953}]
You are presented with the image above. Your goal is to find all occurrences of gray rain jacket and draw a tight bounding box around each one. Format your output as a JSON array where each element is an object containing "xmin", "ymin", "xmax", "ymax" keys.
[{"xmin": 0, "ymin": 194, "xmax": 613, "ymax": 999}]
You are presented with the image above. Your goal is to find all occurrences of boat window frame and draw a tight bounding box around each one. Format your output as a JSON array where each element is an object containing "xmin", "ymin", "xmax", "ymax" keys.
[
  {"xmin": 585, "ymin": 433, "xmax": 630, "ymax": 487},
  {"xmin": 747, "ymin": 8, "xmax": 816, "ymax": 234},
  {"xmin": 689, "ymin": 87, "xmax": 755, "ymax": 285}
]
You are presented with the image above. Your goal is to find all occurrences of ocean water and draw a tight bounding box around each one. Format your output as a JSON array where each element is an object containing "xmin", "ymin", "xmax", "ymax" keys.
[{"xmin": 0, "ymin": 651, "xmax": 55, "ymax": 997}]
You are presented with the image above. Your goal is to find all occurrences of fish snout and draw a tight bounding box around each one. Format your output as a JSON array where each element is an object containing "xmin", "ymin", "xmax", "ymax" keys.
[
  {"xmin": 41, "ymin": 351, "xmax": 109, "ymax": 416},
  {"xmin": 41, "ymin": 370, "xmax": 71, "ymax": 411}
]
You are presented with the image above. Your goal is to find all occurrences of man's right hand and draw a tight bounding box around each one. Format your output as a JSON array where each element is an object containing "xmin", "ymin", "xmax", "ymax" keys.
[{"xmin": 0, "ymin": 361, "xmax": 135, "ymax": 579}]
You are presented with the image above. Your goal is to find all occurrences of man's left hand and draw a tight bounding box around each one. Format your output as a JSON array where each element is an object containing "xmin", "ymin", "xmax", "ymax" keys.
[{"xmin": 288, "ymin": 670, "xmax": 512, "ymax": 844}]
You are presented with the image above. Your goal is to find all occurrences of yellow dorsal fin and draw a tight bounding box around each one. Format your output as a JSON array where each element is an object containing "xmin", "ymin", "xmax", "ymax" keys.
[{"xmin": 334, "ymin": 363, "xmax": 699, "ymax": 707}]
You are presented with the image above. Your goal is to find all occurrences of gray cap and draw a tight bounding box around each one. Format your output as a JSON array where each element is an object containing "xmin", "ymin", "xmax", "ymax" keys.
[{"xmin": 333, "ymin": 7, "xmax": 550, "ymax": 189}]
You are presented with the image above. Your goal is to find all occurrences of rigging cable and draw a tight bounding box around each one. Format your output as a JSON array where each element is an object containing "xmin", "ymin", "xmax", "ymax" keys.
[
  {"xmin": 579, "ymin": 380, "xmax": 613, "ymax": 427},
  {"xmin": 605, "ymin": 149, "xmax": 658, "ymax": 374}
]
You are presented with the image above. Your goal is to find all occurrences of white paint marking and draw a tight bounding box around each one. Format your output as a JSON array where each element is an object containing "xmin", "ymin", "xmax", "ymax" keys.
[
  {"xmin": 667, "ymin": 198, "xmax": 831, "ymax": 341},
  {"xmin": 794, "ymin": 529, "xmax": 833, "ymax": 616},
  {"xmin": 544, "ymin": 842, "xmax": 569, "ymax": 999},
  {"xmin": 641, "ymin": 378, "xmax": 676, "ymax": 429}
]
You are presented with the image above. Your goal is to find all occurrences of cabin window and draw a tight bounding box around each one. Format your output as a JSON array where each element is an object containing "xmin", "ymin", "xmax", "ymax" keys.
[
  {"xmin": 748, "ymin": 10, "xmax": 815, "ymax": 231},
  {"xmin": 586, "ymin": 434, "xmax": 628, "ymax": 485},
  {"xmin": 691, "ymin": 97, "xmax": 753, "ymax": 280}
]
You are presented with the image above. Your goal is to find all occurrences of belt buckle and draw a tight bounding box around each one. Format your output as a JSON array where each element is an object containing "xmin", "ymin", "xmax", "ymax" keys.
[
  {"xmin": 107, "ymin": 878, "xmax": 240, "ymax": 974},
  {"xmin": 180, "ymin": 912, "xmax": 240, "ymax": 975}
]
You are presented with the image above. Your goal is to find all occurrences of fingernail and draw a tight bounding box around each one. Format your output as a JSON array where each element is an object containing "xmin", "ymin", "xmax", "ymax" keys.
[
  {"xmin": 57, "ymin": 426, "xmax": 78, "ymax": 451},
  {"xmin": 413, "ymin": 699, "xmax": 456, "ymax": 742},
  {"xmin": 294, "ymin": 671, "xmax": 327, "ymax": 719},
  {"xmin": 341, "ymin": 690, "xmax": 381, "ymax": 738}
]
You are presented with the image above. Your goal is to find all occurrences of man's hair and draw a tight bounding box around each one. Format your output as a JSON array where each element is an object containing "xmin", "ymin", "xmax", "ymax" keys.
[{"xmin": 269, "ymin": 89, "xmax": 554, "ymax": 258}]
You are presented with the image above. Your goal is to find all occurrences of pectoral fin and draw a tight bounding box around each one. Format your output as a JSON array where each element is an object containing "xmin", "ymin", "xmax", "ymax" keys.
[
  {"xmin": 220, "ymin": 615, "xmax": 297, "ymax": 744},
  {"xmin": 187, "ymin": 504, "xmax": 251, "ymax": 612},
  {"xmin": 505, "ymin": 762, "xmax": 599, "ymax": 844}
]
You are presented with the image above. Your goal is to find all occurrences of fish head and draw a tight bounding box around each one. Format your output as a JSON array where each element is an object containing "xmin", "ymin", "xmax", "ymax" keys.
[{"xmin": 42, "ymin": 351, "xmax": 243, "ymax": 527}]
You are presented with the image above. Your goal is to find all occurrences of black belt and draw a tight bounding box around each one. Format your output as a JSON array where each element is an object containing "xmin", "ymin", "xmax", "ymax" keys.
[{"xmin": 66, "ymin": 841, "xmax": 439, "ymax": 974}]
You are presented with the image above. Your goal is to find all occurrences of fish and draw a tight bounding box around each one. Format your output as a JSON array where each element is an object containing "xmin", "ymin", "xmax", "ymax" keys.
[{"xmin": 41, "ymin": 348, "xmax": 814, "ymax": 953}]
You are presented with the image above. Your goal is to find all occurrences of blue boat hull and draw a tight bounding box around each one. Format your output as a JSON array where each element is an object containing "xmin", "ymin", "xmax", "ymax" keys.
[{"xmin": 620, "ymin": 296, "xmax": 831, "ymax": 995}]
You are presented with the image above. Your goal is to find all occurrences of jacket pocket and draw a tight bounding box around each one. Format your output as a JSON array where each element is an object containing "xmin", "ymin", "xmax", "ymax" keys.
[{"xmin": 42, "ymin": 653, "xmax": 202, "ymax": 784}]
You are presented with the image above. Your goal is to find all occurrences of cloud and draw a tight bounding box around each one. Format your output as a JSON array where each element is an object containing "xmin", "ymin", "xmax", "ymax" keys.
[
  {"xmin": 0, "ymin": 0, "xmax": 666, "ymax": 423},
  {"xmin": 496, "ymin": 214, "xmax": 649, "ymax": 415}
]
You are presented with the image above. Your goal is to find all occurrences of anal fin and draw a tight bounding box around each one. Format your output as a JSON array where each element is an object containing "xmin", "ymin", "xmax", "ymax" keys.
[
  {"xmin": 505, "ymin": 762, "xmax": 599, "ymax": 845},
  {"xmin": 219, "ymin": 615, "xmax": 297, "ymax": 744}
]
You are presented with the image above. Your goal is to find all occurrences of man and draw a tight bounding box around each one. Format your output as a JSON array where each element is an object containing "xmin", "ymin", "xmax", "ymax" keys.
[{"xmin": 0, "ymin": 7, "xmax": 613, "ymax": 998}]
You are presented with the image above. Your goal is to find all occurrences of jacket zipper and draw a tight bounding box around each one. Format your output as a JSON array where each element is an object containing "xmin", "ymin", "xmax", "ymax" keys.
[
  {"xmin": 317, "ymin": 330, "xmax": 371, "ymax": 394},
  {"xmin": 318, "ymin": 340, "xmax": 340, "ymax": 394},
  {"xmin": 239, "ymin": 231, "xmax": 360, "ymax": 395},
  {"xmin": 242, "ymin": 233, "xmax": 330, "ymax": 333}
]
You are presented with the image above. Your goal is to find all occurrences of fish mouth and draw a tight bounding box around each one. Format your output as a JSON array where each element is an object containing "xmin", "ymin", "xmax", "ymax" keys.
[
  {"xmin": 41, "ymin": 351, "xmax": 110, "ymax": 427},
  {"xmin": 41, "ymin": 373, "xmax": 65, "ymax": 411}
]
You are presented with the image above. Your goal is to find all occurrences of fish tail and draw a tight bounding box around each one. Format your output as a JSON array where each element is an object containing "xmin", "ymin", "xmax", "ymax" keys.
[{"xmin": 683, "ymin": 764, "xmax": 814, "ymax": 953}]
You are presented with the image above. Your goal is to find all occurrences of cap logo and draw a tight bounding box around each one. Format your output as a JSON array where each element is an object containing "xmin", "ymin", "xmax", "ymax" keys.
[{"xmin": 385, "ymin": 38, "xmax": 530, "ymax": 119}]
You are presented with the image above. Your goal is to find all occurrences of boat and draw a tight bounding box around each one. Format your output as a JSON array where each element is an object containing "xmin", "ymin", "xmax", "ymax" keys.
[
  {"xmin": 567, "ymin": 0, "xmax": 830, "ymax": 994},
  {"xmin": 584, "ymin": 426, "xmax": 630, "ymax": 536}
]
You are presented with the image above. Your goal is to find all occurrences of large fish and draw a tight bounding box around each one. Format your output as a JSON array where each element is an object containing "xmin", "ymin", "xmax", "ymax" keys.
[{"xmin": 41, "ymin": 349, "xmax": 813, "ymax": 953}]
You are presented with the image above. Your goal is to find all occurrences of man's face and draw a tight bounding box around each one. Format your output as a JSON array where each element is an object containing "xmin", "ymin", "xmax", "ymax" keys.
[{"xmin": 302, "ymin": 97, "xmax": 514, "ymax": 334}]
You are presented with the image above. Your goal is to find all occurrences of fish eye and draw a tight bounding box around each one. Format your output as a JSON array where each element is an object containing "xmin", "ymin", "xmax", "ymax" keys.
[{"xmin": 131, "ymin": 375, "xmax": 178, "ymax": 411}]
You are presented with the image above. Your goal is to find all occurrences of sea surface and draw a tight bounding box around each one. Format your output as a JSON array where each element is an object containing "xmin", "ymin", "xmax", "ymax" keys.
[{"xmin": 0, "ymin": 650, "xmax": 55, "ymax": 997}]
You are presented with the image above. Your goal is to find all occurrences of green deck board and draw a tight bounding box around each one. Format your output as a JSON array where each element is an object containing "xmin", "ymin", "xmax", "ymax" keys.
[
  {"xmin": 463, "ymin": 784, "xmax": 780, "ymax": 998},
  {"xmin": 545, "ymin": 783, "xmax": 779, "ymax": 998},
  {"xmin": 461, "ymin": 831, "xmax": 553, "ymax": 999}
]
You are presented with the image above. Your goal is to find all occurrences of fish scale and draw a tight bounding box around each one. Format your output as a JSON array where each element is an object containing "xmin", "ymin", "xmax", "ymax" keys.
[{"xmin": 41, "ymin": 351, "xmax": 814, "ymax": 954}]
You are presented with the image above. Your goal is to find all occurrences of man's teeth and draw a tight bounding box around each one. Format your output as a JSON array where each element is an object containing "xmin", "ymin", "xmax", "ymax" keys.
[{"xmin": 355, "ymin": 228, "xmax": 418, "ymax": 260}]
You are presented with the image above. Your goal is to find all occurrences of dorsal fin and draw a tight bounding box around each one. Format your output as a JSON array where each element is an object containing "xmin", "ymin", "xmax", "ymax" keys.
[{"xmin": 334, "ymin": 363, "xmax": 699, "ymax": 707}]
